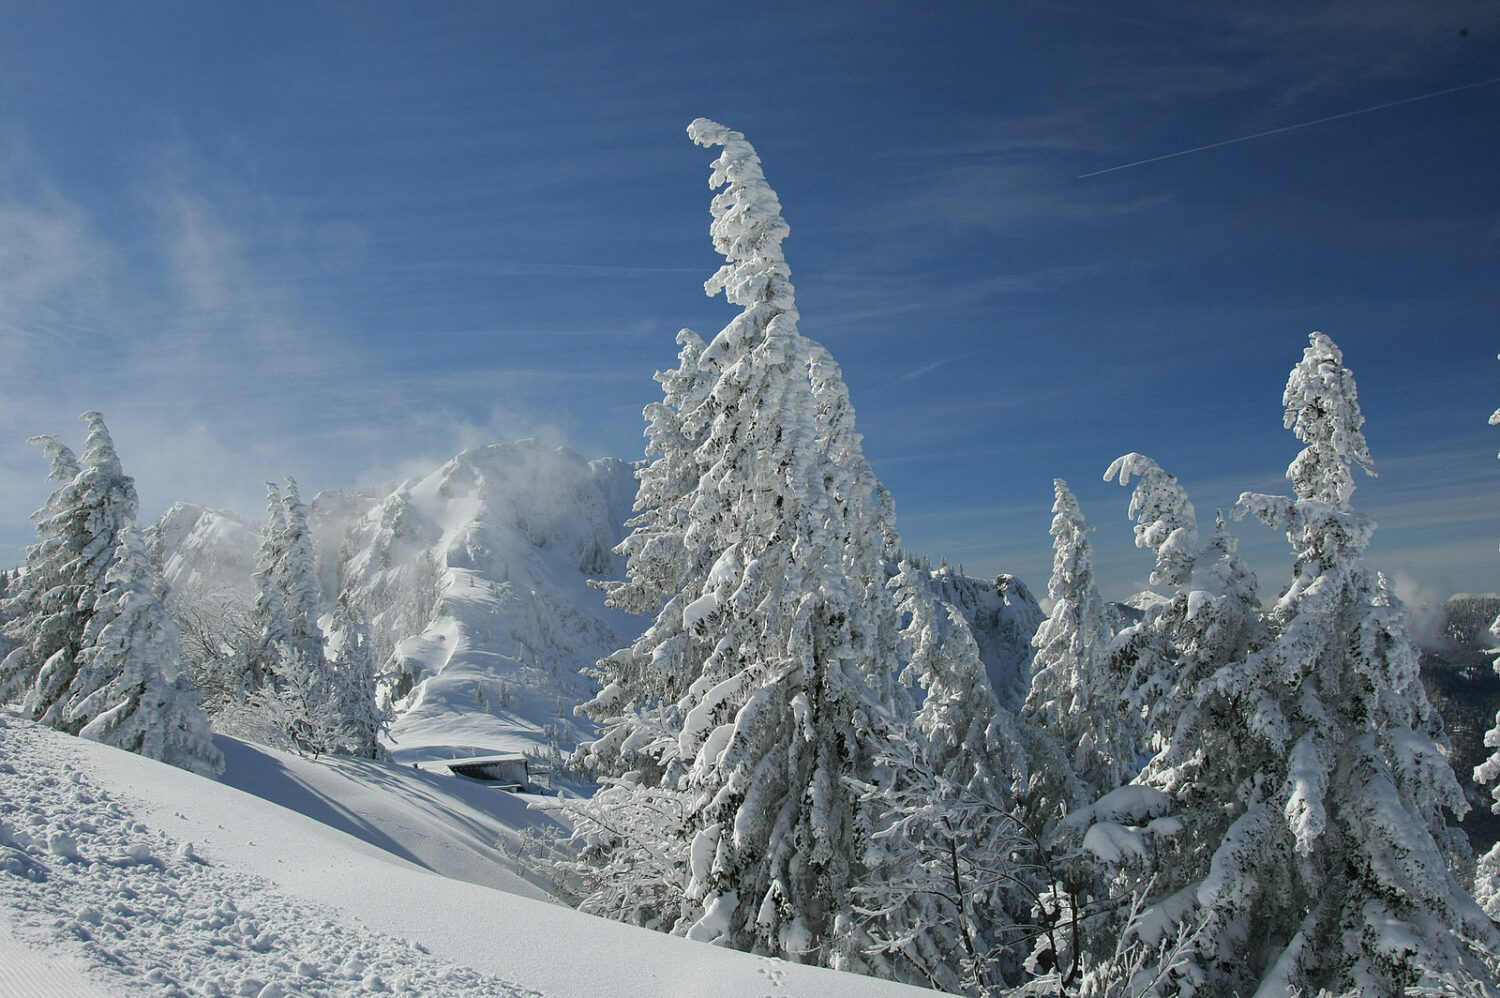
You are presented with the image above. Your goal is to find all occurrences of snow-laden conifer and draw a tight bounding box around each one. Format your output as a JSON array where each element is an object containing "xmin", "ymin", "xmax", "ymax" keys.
[
  {"xmin": 0, "ymin": 435, "xmax": 84, "ymax": 710},
  {"xmin": 0, "ymin": 413, "xmax": 139, "ymax": 733},
  {"xmin": 64, "ymin": 527, "xmax": 223, "ymax": 776},
  {"xmin": 1131, "ymin": 511, "xmax": 1264, "ymax": 773},
  {"xmin": 1083, "ymin": 472, "xmax": 1268, "ymax": 992},
  {"xmin": 249, "ymin": 477, "xmax": 337, "ymax": 754},
  {"xmin": 576, "ymin": 328, "xmax": 714, "ymax": 785},
  {"xmin": 856, "ymin": 559, "xmax": 1040, "ymax": 994},
  {"xmin": 805, "ymin": 337, "xmax": 906, "ymax": 710},
  {"xmin": 278, "ymin": 479, "xmax": 326, "ymax": 681},
  {"xmin": 1103, "ymin": 454, "xmax": 1198, "ymax": 590},
  {"xmin": 1128, "ymin": 333, "xmax": 1498, "ymax": 995},
  {"xmin": 574, "ymin": 119, "xmax": 902, "ymax": 968},
  {"xmin": 0, "ymin": 414, "xmax": 220, "ymax": 777},
  {"xmin": 1099, "ymin": 454, "xmax": 1203, "ymax": 750},
  {"xmin": 327, "ymin": 590, "xmax": 385, "ymax": 760},
  {"xmin": 672, "ymin": 119, "xmax": 903, "ymax": 967},
  {"xmin": 1023, "ymin": 479, "xmax": 1129, "ymax": 800},
  {"xmin": 250, "ymin": 482, "xmax": 291, "ymax": 692},
  {"xmin": 1099, "ymin": 457, "xmax": 1264, "ymax": 766},
  {"xmin": 562, "ymin": 330, "xmax": 715, "ymax": 931}
]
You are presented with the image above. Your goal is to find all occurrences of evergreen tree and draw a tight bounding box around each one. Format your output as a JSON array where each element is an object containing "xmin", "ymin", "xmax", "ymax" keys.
[
  {"xmin": 0, "ymin": 413, "xmax": 220, "ymax": 777},
  {"xmin": 0, "ymin": 413, "xmax": 138, "ymax": 732},
  {"xmin": 574, "ymin": 119, "xmax": 903, "ymax": 968},
  {"xmin": 1023, "ymin": 479, "xmax": 1129, "ymax": 801},
  {"xmin": 0, "ymin": 435, "xmax": 83, "ymax": 710},
  {"xmin": 326, "ymin": 589, "xmax": 385, "ymax": 760},
  {"xmin": 1100, "ymin": 456, "xmax": 1264, "ymax": 767},
  {"xmin": 250, "ymin": 481, "xmax": 291, "ymax": 692},
  {"xmin": 1133, "ymin": 510, "xmax": 1264, "ymax": 781},
  {"xmin": 278, "ymin": 478, "xmax": 326, "ymax": 681},
  {"xmin": 1127, "ymin": 333, "xmax": 1498, "ymax": 995},
  {"xmin": 1078, "ymin": 468, "xmax": 1268, "ymax": 994},
  {"xmin": 563, "ymin": 329, "xmax": 717, "ymax": 932},
  {"xmin": 1103, "ymin": 454, "xmax": 1198, "ymax": 590},
  {"xmin": 1100, "ymin": 454, "xmax": 1200, "ymax": 753},
  {"xmin": 249, "ymin": 477, "xmax": 336, "ymax": 754},
  {"xmin": 64, "ymin": 527, "xmax": 223, "ymax": 776},
  {"xmin": 856, "ymin": 559, "xmax": 1040, "ymax": 994},
  {"xmin": 576, "ymin": 327, "xmax": 714, "ymax": 786},
  {"xmin": 804, "ymin": 337, "xmax": 907, "ymax": 709}
]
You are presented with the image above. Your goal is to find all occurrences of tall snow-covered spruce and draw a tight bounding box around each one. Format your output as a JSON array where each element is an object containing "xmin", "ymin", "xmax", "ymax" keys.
[
  {"xmin": 1022, "ymin": 479, "xmax": 1126, "ymax": 802},
  {"xmin": 0, "ymin": 433, "xmax": 85, "ymax": 721},
  {"xmin": 0, "ymin": 412, "xmax": 220, "ymax": 776},
  {"xmin": 247, "ymin": 476, "xmax": 357, "ymax": 757},
  {"xmin": 65, "ymin": 526, "xmax": 223, "ymax": 777},
  {"xmin": 326, "ymin": 589, "xmax": 386, "ymax": 760},
  {"xmin": 571, "ymin": 119, "xmax": 903, "ymax": 967},
  {"xmin": 1125, "ymin": 333, "xmax": 1498, "ymax": 995}
]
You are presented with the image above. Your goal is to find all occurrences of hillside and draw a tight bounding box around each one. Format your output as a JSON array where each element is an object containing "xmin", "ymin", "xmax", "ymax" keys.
[
  {"xmin": 152, "ymin": 440, "xmax": 641, "ymax": 766},
  {"xmin": 151, "ymin": 441, "xmax": 1045, "ymax": 772},
  {"xmin": 0, "ymin": 711, "xmax": 935, "ymax": 998}
]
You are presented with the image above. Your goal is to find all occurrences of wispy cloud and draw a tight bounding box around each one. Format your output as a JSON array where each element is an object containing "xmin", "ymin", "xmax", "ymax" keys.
[{"xmin": 0, "ymin": 139, "xmax": 661, "ymax": 552}]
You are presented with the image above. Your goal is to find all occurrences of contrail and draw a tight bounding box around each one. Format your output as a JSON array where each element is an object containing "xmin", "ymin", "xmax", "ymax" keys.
[{"xmin": 1079, "ymin": 75, "xmax": 1500, "ymax": 179}]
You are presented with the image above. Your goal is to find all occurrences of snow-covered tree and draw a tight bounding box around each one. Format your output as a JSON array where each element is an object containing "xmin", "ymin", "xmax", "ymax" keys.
[
  {"xmin": 278, "ymin": 478, "xmax": 326, "ymax": 681},
  {"xmin": 250, "ymin": 481, "xmax": 291, "ymax": 692},
  {"xmin": 574, "ymin": 119, "xmax": 903, "ymax": 968},
  {"xmin": 1082, "ymin": 468, "xmax": 1269, "ymax": 994},
  {"xmin": 1125, "ymin": 332, "xmax": 1498, "ymax": 995},
  {"xmin": 1130, "ymin": 510, "xmax": 1264, "ymax": 767},
  {"xmin": 326, "ymin": 590, "xmax": 385, "ymax": 760},
  {"xmin": 856, "ymin": 559, "xmax": 1043, "ymax": 994},
  {"xmin": 0, "ymin": 413, "xmax": 139, "ymax": 733},
  {"xmin": 1023, "ymin": 479, "xmax": 1130, "ymax": 801},
  {"xmin": 1103, "ymin": 454, "xmax": 1198, "ymax": 591},
  {"xmin": 804, "ymin": 336, "xmax": 906, "ymax": 709},
  {"xmin": 1099, "ymin": 457, "xmax": 1266, "ymax": 766},
  {"xmin": 576, "ymin": 327, "xmax": 714, "ymax": 786},
  {"xmin": 562, "ymin": 329, "xmax": 720, "ymax": 929},
  {"xmin": 170, "ymin": 586, "xmax": 259, "ymax": 714},
  {"xmin": 1099, "ymin": 454, "xmax": 1203, "ymax": 751},
  {"xmin": 249, "ymin": 477, "xmax": 337, "ymax": 755},
  {"xmin": 0, "ymin": 435, "xmax": 83, "ymax": 712},
  {"xmin": 0, "ymin": 413, "xmax": 220, "ymax": 777},
  {"xmin": 63, "ymin": 527, "xmax": 223, "ymax": 776},
  {"xmin": 542, "ymin": 778, "xmax": 696, "ymax": 932}
]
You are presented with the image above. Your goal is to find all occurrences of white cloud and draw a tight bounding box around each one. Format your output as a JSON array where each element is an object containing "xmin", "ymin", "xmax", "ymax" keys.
[{"xmin": 0, "ymin": 134, "xmax": 672, "ymax": 566}]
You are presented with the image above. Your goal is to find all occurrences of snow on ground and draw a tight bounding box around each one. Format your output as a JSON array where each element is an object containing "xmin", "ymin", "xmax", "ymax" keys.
[
  {"xmin": 212, "ymin": 737, "xmax": 554, "ymax": 900},
  {"xmin": 0, "ymin": 714, "xmax": 936, "ymax": 998}
]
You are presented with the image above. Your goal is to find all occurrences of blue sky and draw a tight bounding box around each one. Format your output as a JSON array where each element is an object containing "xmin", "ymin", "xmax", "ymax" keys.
[{"xmin": 0, "ymin": 1, "xmax": 1497, "ymax": 607}]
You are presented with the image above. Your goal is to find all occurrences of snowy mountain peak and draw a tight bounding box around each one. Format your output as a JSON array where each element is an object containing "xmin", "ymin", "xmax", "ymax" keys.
[
  {"xmin": 152, "ymin": 441, "xmax": 642, "ymax": 766},
  {"xmin": 146, "ymin": 502, "xmax": 261, "ymax": 600}
]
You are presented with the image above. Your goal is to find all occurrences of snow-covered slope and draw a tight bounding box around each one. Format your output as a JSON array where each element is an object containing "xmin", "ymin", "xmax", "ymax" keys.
[
  {"xmin": 0, "ymin": 713, "xmax": 935, "ymax": 998},
  {"xmin": 151, "ymin": 441, "xmax": 641, "ymax": 765},
  {"xmin": 355, "ymin": 442, "xmax": 637, "ymax": 763}
]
